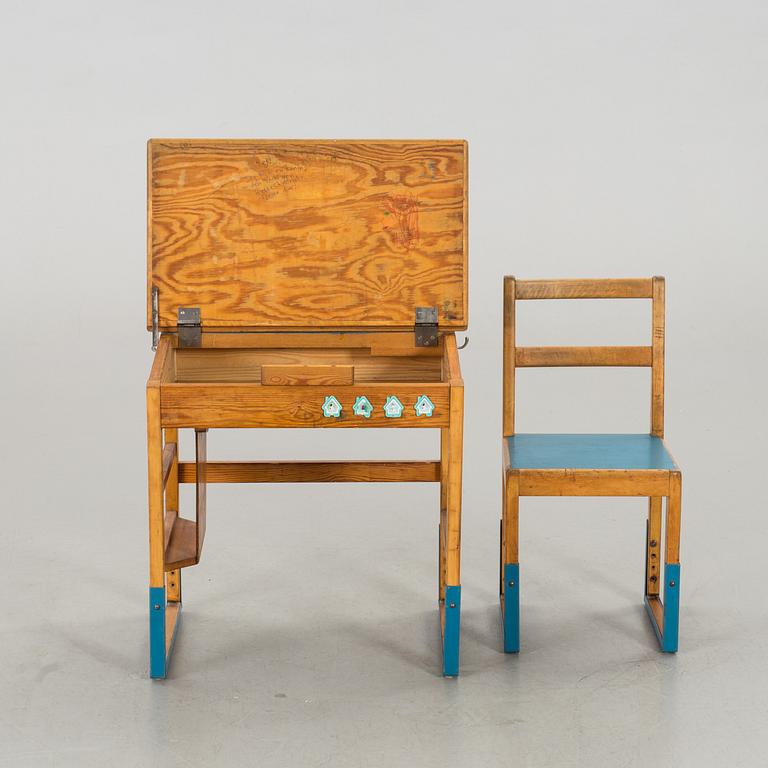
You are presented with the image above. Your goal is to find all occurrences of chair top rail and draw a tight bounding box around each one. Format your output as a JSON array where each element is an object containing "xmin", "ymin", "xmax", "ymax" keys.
[{"xmin": 514, "ymin": 278, "xmax": 654, "ymax": 300}]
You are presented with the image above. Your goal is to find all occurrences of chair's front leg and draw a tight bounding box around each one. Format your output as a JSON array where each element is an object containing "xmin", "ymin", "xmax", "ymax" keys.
[
  {"xmin": 442, "ymin": 386, "xmax": 463, "ymax": 677},
  {"xmin": 502, "ymin": 470, "xmax": 520, "ymax": 653},
  {"xmin": 661, "ymin": 472, "xmax": 682, "ymax": 652}
]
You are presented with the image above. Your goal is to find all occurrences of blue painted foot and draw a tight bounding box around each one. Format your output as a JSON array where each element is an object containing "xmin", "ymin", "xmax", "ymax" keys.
[
  {"xmin": 661, "ymin": 563, "xmax": 680, "ymax": 652},
  {"xmin": 149, "ymin": 586, "xmax": 183, "ymax": 679},
  {"xmin": 502, "ymin": 563, "xmax": 520, "ymax": 653},
  {"xmin": 442, "ymin": 585, "xmax": 461, "ymax": 676},
  {"xmin": 149, "ymin": 586, "xmax": 167, "ymax": 678},
  {"xmin": 644, "ymin": 562, "xmax": 680, "ymax": 653}
]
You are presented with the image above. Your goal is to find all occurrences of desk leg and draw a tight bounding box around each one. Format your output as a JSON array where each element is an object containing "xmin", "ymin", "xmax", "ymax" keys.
[
  {"xmin": 165, "ymin": 428, "xmax": 182, "ymax": 605},
  {"xmin": 439, "ymin": 428, "xmax": 449, "ymax": 602},
  {"xmin": 147, "ymin": 395, "xmax": 182, "ymax": 678},
  {"xmin": 147, "ymin": 388, "xmax": 167, "ymax": 678},
  {"xmin": 442, "ymin": 385, "xmax": 463, "ymax": 677}
]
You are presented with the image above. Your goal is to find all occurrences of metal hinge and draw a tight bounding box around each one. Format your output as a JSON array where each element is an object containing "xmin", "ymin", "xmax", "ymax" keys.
[
  {"xmin": 414, "ymin": 306, "xmax": 438, "ymax": 347},
  {"xmin": 177, "ymin": 307, "xmax": 202, "ymax": 348}
]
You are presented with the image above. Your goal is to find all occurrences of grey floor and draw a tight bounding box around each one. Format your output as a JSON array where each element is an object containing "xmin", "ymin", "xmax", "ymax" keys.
[
  {"xmin": 3, "ymin": 1, "xmax": 768, "ymax": 764},
  {"xmin": 3, "ymin": 442, "xmax": 767, "ymax": 767}
]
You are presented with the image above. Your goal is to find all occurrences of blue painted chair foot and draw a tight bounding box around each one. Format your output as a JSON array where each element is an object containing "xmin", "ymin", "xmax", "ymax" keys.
[
  {"xmin": 441, "ymin": 585, "xmax": 461, "ymax": 676},
  {"xmin": 501, "ymin": 563, "xmax": 520, "ymax": 653},
  {"xmin": 644, "ymin": 562, "xmax": 680, "ymax": 653},
  {"xmin": 149, "ymin": 586, "xmax": 183, "ymax": 679}
]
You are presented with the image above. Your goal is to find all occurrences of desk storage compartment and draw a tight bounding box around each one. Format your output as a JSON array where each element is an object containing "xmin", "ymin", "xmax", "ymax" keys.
[{"xmin": 145, "ymin": 139, "xmax": 468, "ymax": 678}]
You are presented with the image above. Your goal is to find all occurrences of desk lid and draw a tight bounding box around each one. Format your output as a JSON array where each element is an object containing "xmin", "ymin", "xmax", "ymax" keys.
[{"xmin": 148, "ymin": 139, "xmax": 467, "ymax": 333}]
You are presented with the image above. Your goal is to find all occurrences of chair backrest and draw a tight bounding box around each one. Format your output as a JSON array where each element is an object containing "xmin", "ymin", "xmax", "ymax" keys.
[{"xmin": 503, "ymin": 277, "xmax": 666, "ymax": 438}]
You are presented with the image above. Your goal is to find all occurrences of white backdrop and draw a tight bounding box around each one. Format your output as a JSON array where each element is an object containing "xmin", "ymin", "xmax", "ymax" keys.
[{"xmin": 1, "ymin": 2, "xmax": 766, "ymax": 766}]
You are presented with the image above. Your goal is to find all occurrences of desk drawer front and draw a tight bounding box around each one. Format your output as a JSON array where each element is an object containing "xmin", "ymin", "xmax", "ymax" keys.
[{"xmin": 160, "ymin": 384, "xmax": 451, "ymax": 428}]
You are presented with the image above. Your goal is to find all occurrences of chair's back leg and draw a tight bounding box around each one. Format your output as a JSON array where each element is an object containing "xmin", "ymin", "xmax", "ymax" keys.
[
  {"xmin": 645, "ymin": 497, "xmax": 662, "ymax": 597},
  {"xmin": 661, "ymin": 472, "xmax": 682, "ymax": 652}
]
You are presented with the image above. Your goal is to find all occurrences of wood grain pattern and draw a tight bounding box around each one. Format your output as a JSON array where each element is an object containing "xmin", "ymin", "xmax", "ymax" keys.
[
  {"xmin": 261, "ymin": 364, "xmax": 354, "ymax": 386},
  {"xmin": 165, "ymin": 517, "xmax": 198, "ymax": 571},
  {"xmin": 173, "ymin": 349, "xmax": 440, "ymax": 383},
  {"xmin": 163, "ymin": 508, "xmax": 177, "ymax": 551},
  {"xmin": 515, "ymin": 345, "xmax": 652, "ymax": 367},
  {"xmin": 666, "ymin": 471, "xmax": 682, "ymax": 562},
  {"xmin": 148, "ymin": 140, "xmax": 467, "ymax": 331},
  {"xmin": 516, "ymin": 469, "xmax": 671, "ymax": 496},
  {"xmin": 166, "ymin": 569, "xmax": 181, "ymax": 603},
  {"xmin": 161, "ymin": 441, "xmax": 177, "ymax": 486},
  {"xmin": 442, "ymin": 333, "xmax": 463, "ymax": 384},
  {"xmin": 503, "ymin": 470, "xmax": 519, "ymax": 563},
  {"xmin": 184, "ymin": 331, "xmax": 443, "ymax": 355},
  {"xmin": 439, "ymin": 427, "xmax": 449, "ymax": 600},
  {"xmin": 147, "ymin": 335, "xmax": 174, "ymax": 386},
  {"xmin": 163, "ymin": 427, "xmax": 181, "ymax": 602},
  {"xmin": 178, "ymin": 460, "xmax": 440, "ymax": 483},
  {"xmin": 146, "ymin": 386, "xmax": 165, "ymax": 586},
  {"xmin": 515, "ymin": 278, "xmax": 653, "ymax": 300},
  {"xmin": 646, "ymin": 497, "xmax": 662, "ymax": 596},
  {"xmin": 160, "ymin": 383, "xmax": 449, "ymax": 428},
  {"xmin": 444, "ymin": 384, "xmax": 464, "ymax": 584},
  {"xmin": 651, "ymin": 276, "xmax": 665, "ymax": 437},
  {"xmin": 195, "ymin": 429, "xmax": 207, "ymax": 560},
  {"xmin": 503, "ymin": 276, "xmax": 515, "ymax": 436},
  {"xmin": 165, "ymin": 603, "xmax": 181, "ymax": 655}
]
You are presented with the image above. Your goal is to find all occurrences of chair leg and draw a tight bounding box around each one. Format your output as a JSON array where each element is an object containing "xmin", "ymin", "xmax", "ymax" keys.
[
  {"xmin": 441, "ymin": 387, "xmax": 463, "ymax": 677},
  {"xmin": 645, "ymin": 497, "xmax": 662, "ymax": 596},
  {"xmin": 438, "ymin": 428, "xmax": 448, "ymax": 602},
  {"xmin": 662, "ymin": 472, "xmax": 682, "ymax": 652},
  {"xmin": 644, "ymin": 472, "xmax": 682, "ymax": 653},
  {"xmin": 501, "ymin": 470, "xmax": 520, "ymax": 653}
]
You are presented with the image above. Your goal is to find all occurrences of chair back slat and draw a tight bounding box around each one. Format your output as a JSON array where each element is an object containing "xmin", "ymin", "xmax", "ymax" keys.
[
  {"xmin": 515, "ymin": 278, "xmax": 653, "ymax": 300},
  {"xmin": 515, "ymin": 345, "xmax": 652, "ymax": 368},
  {"xmin": 503, "ymin": 277, "xmax": 666, "ymax": 437}
]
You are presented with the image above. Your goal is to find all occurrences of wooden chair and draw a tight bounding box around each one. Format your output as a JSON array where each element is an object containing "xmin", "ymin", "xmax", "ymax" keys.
[
  {"xmin": 146, "ymin": 140, "xmax": 468, "ymax": 678},
  {"xmin": 500, "ymin": 277, "xmax": 682, "ymax": 654}
]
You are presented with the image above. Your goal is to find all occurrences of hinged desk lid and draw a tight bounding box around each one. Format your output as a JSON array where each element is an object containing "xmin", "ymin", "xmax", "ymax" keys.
[{"xmin": 148, "ymin": 139, "xmax": 467, "ymax": 332}]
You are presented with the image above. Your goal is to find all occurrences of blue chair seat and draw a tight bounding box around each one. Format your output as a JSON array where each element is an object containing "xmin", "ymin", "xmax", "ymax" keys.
[{"xmin": 507, "ymin": 434, "xmax": 677, "ymax": 471}]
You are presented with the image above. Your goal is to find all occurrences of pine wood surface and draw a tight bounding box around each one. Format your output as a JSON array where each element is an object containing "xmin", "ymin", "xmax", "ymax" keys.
[
  {"xmin": 515, "ymin": 278, "xmax": 653, "ymax": 300},
  {"xmin": 148, "ymin": 140, "xmax": 467, "ymax": 332},
  {"xmin": 160, "ymin": 383, "xmax": 450, "ymax": 428},
  {"xmin": 173, "ymin": 348, "xmax": 442, "ymax": 383},
  {"xmin": 260, "ymin": 364, "xmax": 354, "ymax": 386},
  {"xmin": 170, "ymin": 331, "xmax": 443, "ymax": 356},
  {"xmin": 177, "ymin": 460, "xmax": 440, "ymax": 484},
  {"xmin": 515, "ymin": 345, "xmax": 652, "ymax": 367}
]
